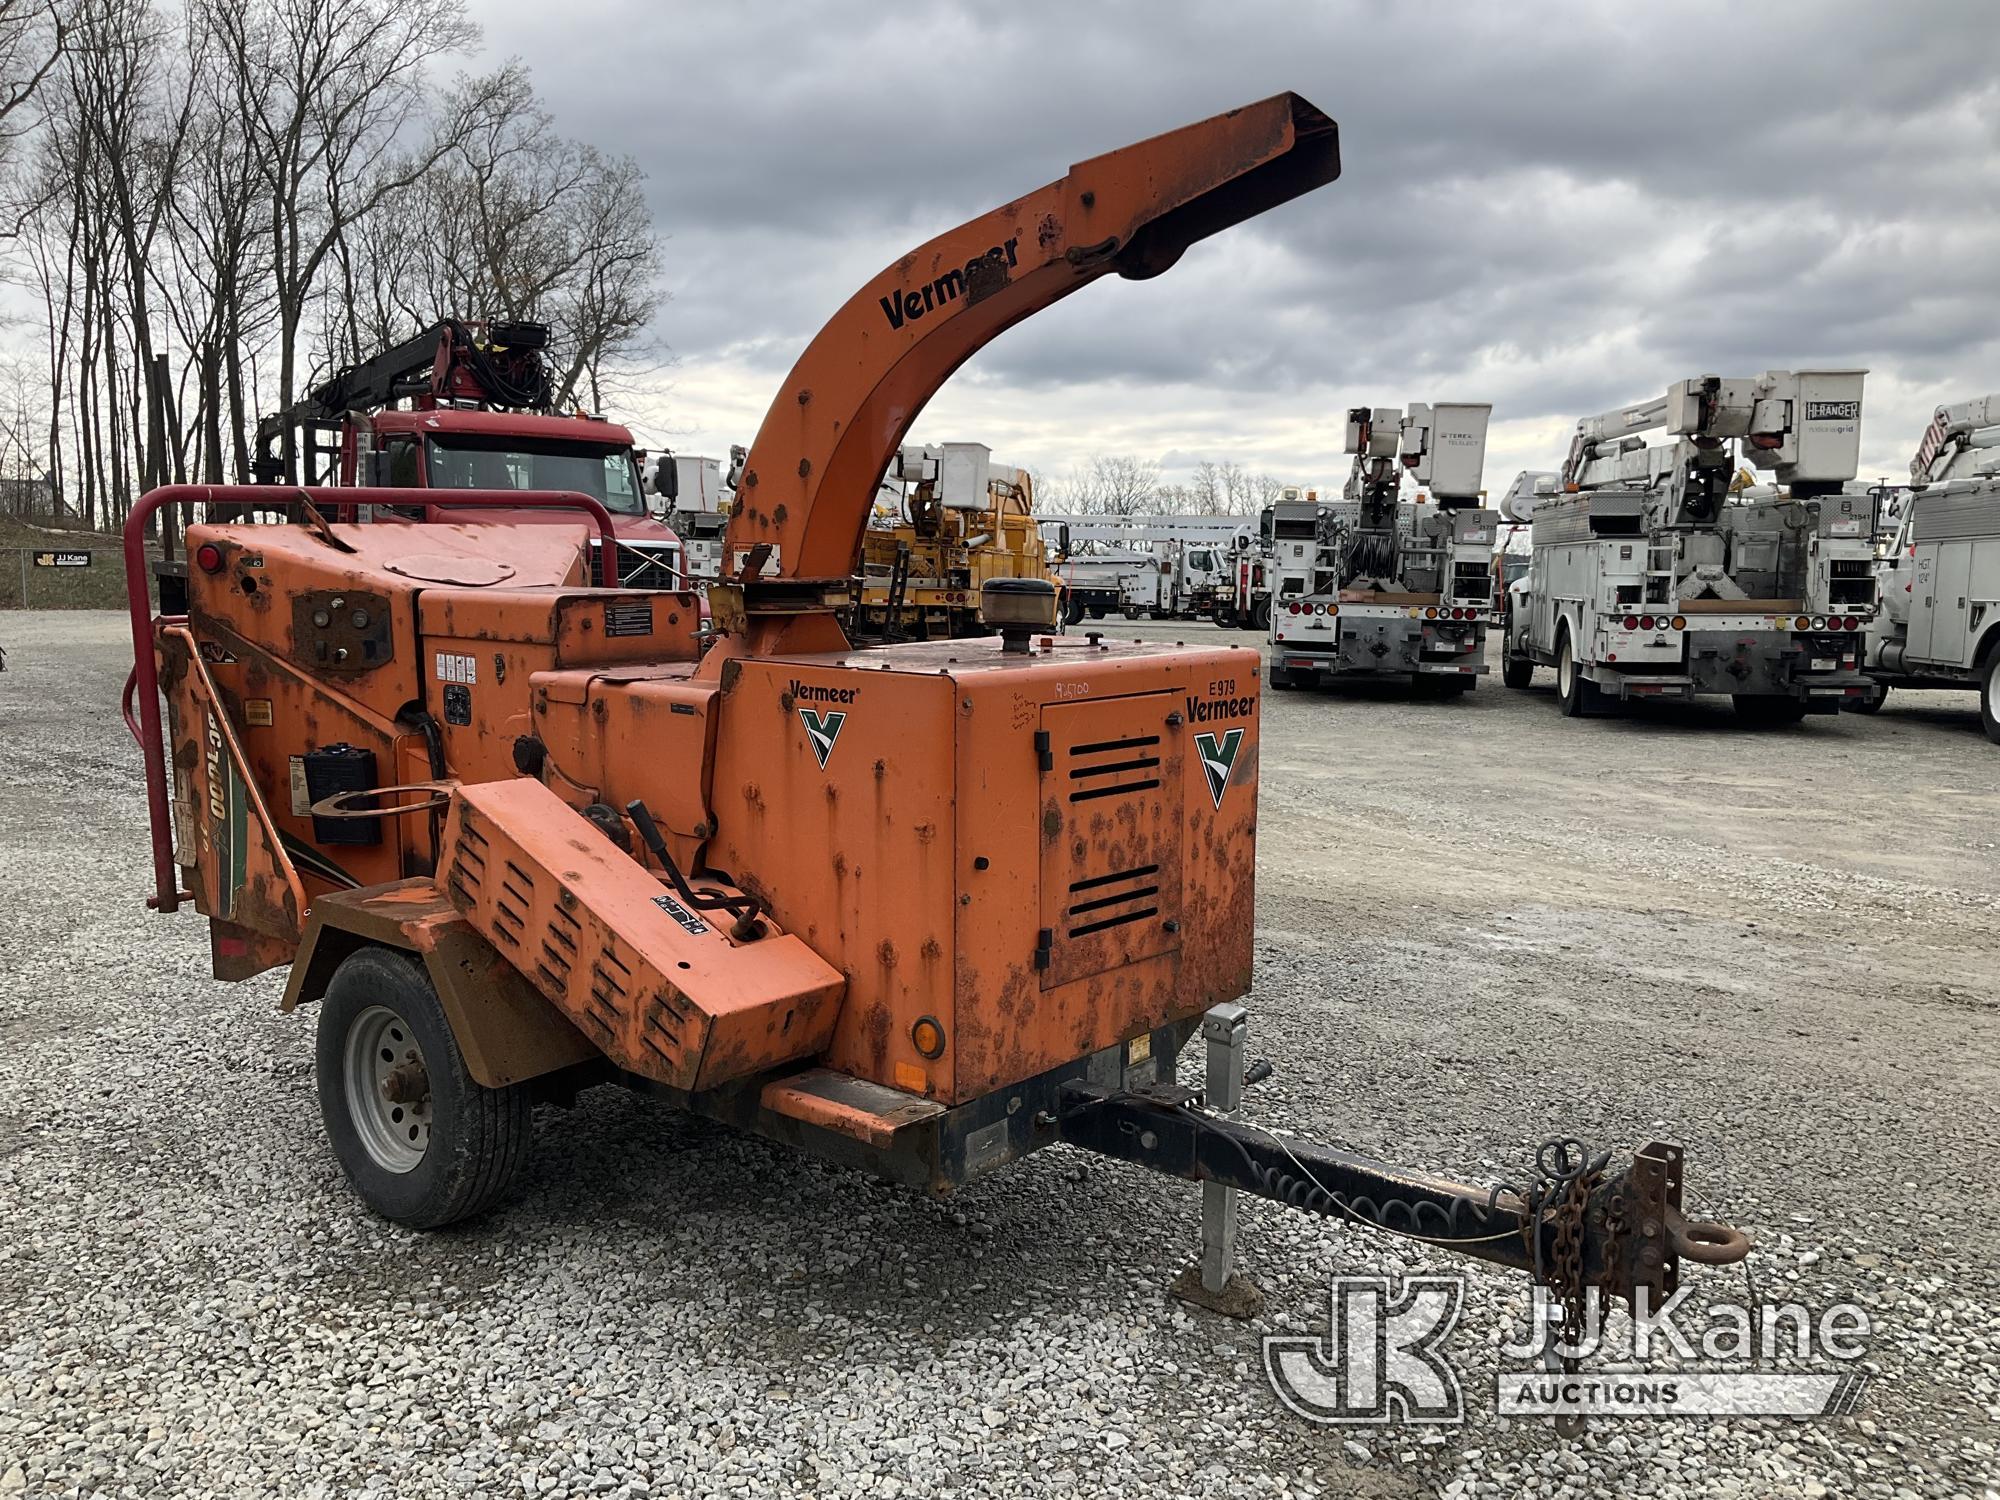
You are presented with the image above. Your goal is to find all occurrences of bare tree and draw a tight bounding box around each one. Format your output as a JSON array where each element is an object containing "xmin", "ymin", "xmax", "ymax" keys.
[
  {"xmin": 202, "ymin": 0, "xmax": 507, "ymax": 477},
  {"xmin": 351, "ymin": 99, "xmax": 664, "ymax": 410},
  {"xmin": 0, "ymin": 0, "xmax": 64, "ymax": 192},
  {"xmin": 1, "ymin": 0, "xmax": 670, "ymax": 519},
  {"xmin": 164, "ymin": 2, "xmax": 275, "ymax": 481},
  {"xmin": 1078, "ymin": 454, "xmax": 1160, "ymax": 516}
]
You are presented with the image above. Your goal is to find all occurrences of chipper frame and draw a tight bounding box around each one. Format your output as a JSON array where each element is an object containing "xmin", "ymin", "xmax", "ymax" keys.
[{"xmin": 127, "ymin": 93, "xmax": 1747, "ymax": 1330}]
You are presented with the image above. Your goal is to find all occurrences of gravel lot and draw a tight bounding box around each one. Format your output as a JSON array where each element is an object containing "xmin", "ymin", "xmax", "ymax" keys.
[{"xmin": 3, "ymin": 609, "xmax": 1997, "ymax": 1499}]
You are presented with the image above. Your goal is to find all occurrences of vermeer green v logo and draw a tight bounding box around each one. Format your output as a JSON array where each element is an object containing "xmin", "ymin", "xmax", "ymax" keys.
[
  {"xmin": 1194, "ymin": 728, "xmax": 1243, "ymax": 809},
  {"xmin": 800, "ymin": 708, "xmax": 846, "ymax": 769}
]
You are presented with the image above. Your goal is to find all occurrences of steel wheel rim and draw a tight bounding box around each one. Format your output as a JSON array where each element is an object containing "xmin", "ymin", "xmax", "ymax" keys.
[{"xmin": 344, "ymin": 1004, "xmax": 432, "ymax": 1174}]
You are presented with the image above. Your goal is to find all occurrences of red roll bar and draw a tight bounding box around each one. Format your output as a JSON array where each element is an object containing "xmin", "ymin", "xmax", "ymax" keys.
[{"xmin": 122, "ymin": 485, "xmax": 624, "ymax": 913}]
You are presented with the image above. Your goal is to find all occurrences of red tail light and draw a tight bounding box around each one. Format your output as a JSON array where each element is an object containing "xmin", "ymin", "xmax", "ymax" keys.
[
  {"xmin": 1622, "ymin": 615, "xmax": 1638, "ymax": 630},
  {"xmin": 1640, "ymin": 615, "xmax": 1655, "ymax": 630}
]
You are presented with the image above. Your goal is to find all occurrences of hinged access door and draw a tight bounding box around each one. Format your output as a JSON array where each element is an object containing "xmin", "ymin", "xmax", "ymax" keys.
[{"xmin": 1037, "ymin": 694, "xmax": 1183, "ymax": 989}]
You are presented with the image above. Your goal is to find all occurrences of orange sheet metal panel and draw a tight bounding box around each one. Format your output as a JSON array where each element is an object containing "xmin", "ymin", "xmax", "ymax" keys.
[
  {"xmin": 437, "ymin": 778, "xmax": 846, "ymax": 1092},
  {"xmin": 706, "ymin": 659, "xmax": 960, "ymax": 1099},
  {"xmin": 759, "ymin": 1069, "xmax": 946, "ymax": 1149},
  {"xmin": 1034, "ymin": 692, "xmax": 1185, "ymax": 990},
  {"xmin": 950, "ymin": 641, "xmax": 1258, "ymax": 1099},
  {"xmin": 706, "ymin": 636, "xmax": 1260, "ymax": 1107}
]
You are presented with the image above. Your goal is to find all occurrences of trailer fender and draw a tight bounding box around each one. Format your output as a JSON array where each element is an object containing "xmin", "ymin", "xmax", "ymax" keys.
[{"xmin": 280, "ymin": 880, "xmax": 600, "ymax": 1089}]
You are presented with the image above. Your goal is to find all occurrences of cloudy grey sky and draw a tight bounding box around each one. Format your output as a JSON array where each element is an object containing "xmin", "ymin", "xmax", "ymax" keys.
[{"xmin": 480, "ymin": 0, "xmax": 2000, "ymax": 495}]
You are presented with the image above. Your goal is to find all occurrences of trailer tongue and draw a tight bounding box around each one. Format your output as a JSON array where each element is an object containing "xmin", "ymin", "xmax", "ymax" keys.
[{"xmin": 126, "ymin": 93, "xmax": 1746, "ymax": 1374}]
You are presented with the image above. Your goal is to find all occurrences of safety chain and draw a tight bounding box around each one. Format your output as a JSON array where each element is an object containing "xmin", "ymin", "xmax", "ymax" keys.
[{"xmin": 1516, "ymin": 1139, "xmax": 1609, "ymax": 1374}]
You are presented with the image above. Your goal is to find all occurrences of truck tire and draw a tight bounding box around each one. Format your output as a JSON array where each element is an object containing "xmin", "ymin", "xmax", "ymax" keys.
[
  {"xmin": 1844, "ymin": 683, "xmax": 1888, "ymax": 715},
  {"xmin": 316, "ymin": 946, "xmax": 534, "ymax": 1229},
  {"xmin": 1982, "ymin": 654, "xmax": 2000, "ymax": 744},
  {"xmin": 1251, "ymin": 598, "xmax": 1271, "ymax": 632},
  {"xmin": 1064, "ymin": 593, "xmax": 1085, "ymax": 627},
  {"xmin": 1555, "ymin": 633, "xmax": 1600, "ymax": 718},
  {"xmin": 1502, "ymin": 654, "xmax": 1534, "ymax": 689},
  {"xmin": 1733, "ymin": 695, "xmax": 1807, "ymax": 727}
]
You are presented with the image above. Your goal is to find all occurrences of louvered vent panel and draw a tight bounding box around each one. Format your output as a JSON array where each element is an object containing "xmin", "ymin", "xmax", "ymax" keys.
[{"xmin": 1038, "ymin": 695, "xmax": 1183, "ymax": 990}]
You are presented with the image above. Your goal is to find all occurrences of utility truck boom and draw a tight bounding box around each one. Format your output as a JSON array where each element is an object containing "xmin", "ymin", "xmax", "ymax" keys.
[
  {"xmin": 1268, "ymin": 402, "xmax": 1496, "ymax": 691},
  {"xmin": 1851, "ymin": 393, "xmax": 2000, "ymax": 736},
  {"xmin": 1503, "ymin": 371, "xmax": 1878, "ymax": 721}
]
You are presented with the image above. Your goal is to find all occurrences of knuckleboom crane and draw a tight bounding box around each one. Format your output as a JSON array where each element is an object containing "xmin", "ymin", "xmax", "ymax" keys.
[
  {"xmin": 252, "ymin": 316, "xmax": 688, "ymax": 589},
  {"xmin": 1503, "ymin": 371, "xmax": 1879, "ymax": 719},
  {"xmin": 126, "ymin": 96, "xmax": 1745, "ymax": 1334},
  {"xmin": 1267, "ymin": 402, "xmax": 1497, "ymax": 690}
]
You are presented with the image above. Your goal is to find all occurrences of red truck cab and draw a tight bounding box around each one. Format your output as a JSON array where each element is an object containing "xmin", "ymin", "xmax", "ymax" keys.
[
  {"xmin": 252, "ymin": 319, "xmax": 688, "ymax": 590},
  {"xmin": 344, "ymin": 408, "xmax": 686, "ymax": 588}
]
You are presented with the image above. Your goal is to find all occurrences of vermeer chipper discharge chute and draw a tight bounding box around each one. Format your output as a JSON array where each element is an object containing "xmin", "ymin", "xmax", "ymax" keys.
[{"xmin": 126, "ymin": 93, "xmax": 1747, "ymax": 1326}]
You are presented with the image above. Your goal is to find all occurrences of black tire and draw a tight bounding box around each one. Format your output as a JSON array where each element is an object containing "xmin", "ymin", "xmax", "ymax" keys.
[
  {"xmin": 1502, "ymin": 654, "xmax": 1534, "ymax": 689},
  {"xmin": 1555, "ymin": 632, "xmax": 1601, "ymax": 718},
  {"xmin": 1981, "ymin": 654, "xmax": 2000, "ymax": 744},
  {"xmin": 1087, "ymin": 604, "xmax": 1106, "ymax": 620},
  {"xmin": 1251, "ymin": 598, "xmax": 1271, "ymax": 632},
  {"xmin": 1064, "ymin": 593, "xmax": 1085, "ymax": 627},
  {"xmin": 1733, "ymin": 695, "xmax": 1808, "ymax": 726},
  {"xmin": 1844, "ymin": 682, "xmax": 1887, "ymax": 715},
  {"xmin": 316, "ymin": 946, "xmax": 533, "ymax": 1229}
]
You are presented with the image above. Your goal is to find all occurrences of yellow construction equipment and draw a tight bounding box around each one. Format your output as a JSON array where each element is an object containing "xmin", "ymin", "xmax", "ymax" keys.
[{"xmin": 850, "ymin": 442, "xmax": 1062, "ymax": 639}]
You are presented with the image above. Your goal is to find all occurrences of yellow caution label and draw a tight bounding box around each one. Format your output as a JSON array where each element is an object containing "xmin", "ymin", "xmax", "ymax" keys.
[
  {"xmin": 1127, "ymin": 1032, "xmax": 1152, "ymax": 1066},
  {"xmin": 244, "ymin": 699, "xmax": 274, "ymax": 727}
]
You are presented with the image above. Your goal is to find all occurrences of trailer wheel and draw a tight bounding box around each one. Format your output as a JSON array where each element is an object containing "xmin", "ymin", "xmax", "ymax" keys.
[
  {"xmin": 1064, "ymin": 593, "xmax": 1085, "ymax": 627},
  {"xmin": 1843, "ymin": 683, "xmax": 1888, "ymax": 715},
  {"xmin": 1502, "ymin": 654, "xmax": 1534, "ymax": 689},
  {"xmin": 1982, "ymin": 654, "xmax": 2000, "ymax": 744},
  {"xmin": 1733, "ymin": 695, "xmax": 1807, "ymax": 726},
  {"xmin": 1555, "ymin": 633, "xmax": 1600, "ymax": 718},
  {"xmin": 316, "ymin": 946, "xmax": 533, "ymax": 1229}
]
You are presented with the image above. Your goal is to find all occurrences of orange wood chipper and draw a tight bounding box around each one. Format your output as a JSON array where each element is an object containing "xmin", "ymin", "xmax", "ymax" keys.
[{"xmin": 124, "ymin": 93, "xmax": 1747, "ymax": 1323}]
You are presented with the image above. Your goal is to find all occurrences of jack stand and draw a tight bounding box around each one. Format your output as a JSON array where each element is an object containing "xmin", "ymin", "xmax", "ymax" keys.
[{"xmin": 1170, "ymin": 1002, "xmax": 1265, "ymax": 1319}]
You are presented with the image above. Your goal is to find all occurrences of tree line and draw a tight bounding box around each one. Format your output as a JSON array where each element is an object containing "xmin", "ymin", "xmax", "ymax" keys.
[
  {"xmin": 1042, "ymin": 453, "xmax": 1292, "ymax": 517},
  {"xmin": 0, "ymin": 0, "xmax": 662, "ymax": 533}
]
